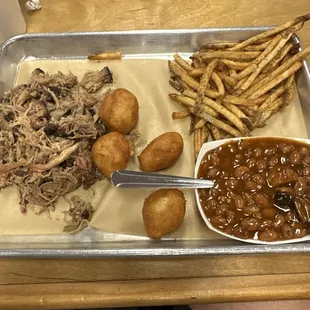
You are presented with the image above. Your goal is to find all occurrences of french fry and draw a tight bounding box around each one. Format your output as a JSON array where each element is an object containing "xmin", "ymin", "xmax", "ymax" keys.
[
  {"xmin": 229, "ymin": 14, "xmax": 310, "ymax": 51},
  {"xmin": 259, "ymin": 97, "xmax": 285, "ymax": 125},
  {"xmin": 168, "ymin": 60, "xmax": 187, "ymax": 76},
  {"xmin": 168, "ymin": 14, "xmax": 309, "ymax": 149},
  {"xmin": 189, "ymin": 70, "xmax": 227, "ymax": 95},
  {"xmin": 216, "ymin": 72, "xmax": 238, "ymax": 87},
  {"xmin": 195, "ymin": 118, "xmax": 207, "ymax": 129},
  {"xmin": 222, "ymin": 102, "xmax": 254, "ymax": 131},
  {"xmin": 194, "ymin": 60, "xmax": 219, "ymax": 112},
  {"xmin": 257, "ymin": 75, "xmax": 295, "ymax": 126},
  {"xmin": 172, "ymin": 110, "xmax": 191, "ymax": 119},
  {"xmin": 88, "ymin": 51, "xmax": 122, "ymax": 60},
  {"xmin": 211, "ymin": 72, "xmax": 225, "ymax": 95},
  {"xmin": 199, "ymin": 42, "xmax": 237, "ymax": 51},
  {"xmin": 208, "ymin": 124, "xmax": 222, "ymax": 140},
  {"xmin": 249, "ymin": 61, "xmax": 302, "ymax": 99},
  {"xmin": 189, "ymin": 68, "xmax": 204, "ymax": 77},
  {"xmin": 191, "ymin": 57, "xmax": 205, "ymax": 69},
  {"xmin": 169, "ymin": 61, "xmax": 222, "ymax": 99},
  {"xmin": 189, "ymin": 114, "xmax": 196, "ymax": 135},
  {"xmin": 201, "ymin": 51, "xmax": 261, "ymax": 60},
  {"xmin": 183, "ymin": 90, "xmax": 249, "ymax": 135},
  {"xmin": 258, "ymin": 84, "xmax": 287, "ymax": 112},
  {"xmin": 220, "ymin": 59, "xmax": 252, "ymax": 70},
  {"xmin": 234, "ymin": 77, "xmax": 248, "ymax": 90},
  {"xmin": 173, "ymin": 54, "xmax": 193, "ymax": 72},
  {"xmin": 236, "ymin": 33, "xmax": 294, "ymax": 94},
  {"xmin": 242, "ymin": 46, "xmax": 310, "ymax": 98},
  {"xmin": 236, "ymin": 34, "xmax": 283, "ymax": 80},
  {"xmin": 244, "ymin": 39, "xmax": 273, "ymax": 51},
  {"xmin": 262, "ymin": 42, "xmax": 294, "ymax": 73},
  {"xmin": 224, "ymin": 95, "xmax": 267, "ymax": 106},
  {"xmin": 169, "ymin": 93, "xmax": 219, "ymax": 118},
  {"xmin": 237, "ymin": 105, "xmax": 260, "ymax": 118},
  {"xmin": 169, "ymin": 77, "xmax": 184, "ymax": 92},
  {"xmin": 194, "ymin": 125, "xmax": 209, "ymax": 161},
  {"xmin": 188, "ymin": 107, "xmax": 242, "ymax": 137}
]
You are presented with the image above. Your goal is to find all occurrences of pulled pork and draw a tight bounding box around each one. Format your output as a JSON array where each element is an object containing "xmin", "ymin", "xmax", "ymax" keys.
[{"xmin": 0, "ymin": 67, "xmax": 113, "ymax": 213}]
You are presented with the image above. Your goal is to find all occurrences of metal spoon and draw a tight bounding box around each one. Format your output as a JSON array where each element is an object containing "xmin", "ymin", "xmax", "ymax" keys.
[{"xmin": 111, "ymin": 170, "xmax": 214, "ymax": 189}]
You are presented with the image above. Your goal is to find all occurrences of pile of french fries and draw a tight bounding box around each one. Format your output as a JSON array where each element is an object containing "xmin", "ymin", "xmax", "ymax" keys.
[{"xmin": 168, "ymin": 14, "xmax": 310, "ymax": 160}]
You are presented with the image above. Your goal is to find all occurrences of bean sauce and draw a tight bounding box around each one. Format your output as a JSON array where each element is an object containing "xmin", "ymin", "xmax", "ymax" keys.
[{"xmin": 198, "ymin": 138, "xmax": 310, "ymax": 242}]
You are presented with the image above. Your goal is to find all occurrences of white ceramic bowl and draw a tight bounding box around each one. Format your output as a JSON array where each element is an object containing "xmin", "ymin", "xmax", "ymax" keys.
[{"xmin": 194, "ymin": 136, "xmax": 310, "ymax": 244}]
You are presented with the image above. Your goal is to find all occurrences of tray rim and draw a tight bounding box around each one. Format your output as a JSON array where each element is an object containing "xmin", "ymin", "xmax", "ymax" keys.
[
  {"xmin": 1, "ymin": 27, "xmax": 310, "ymax": 258},
  {"xmin": 0, "ymin": 26, "xmax": 274, "ymax": 51}
]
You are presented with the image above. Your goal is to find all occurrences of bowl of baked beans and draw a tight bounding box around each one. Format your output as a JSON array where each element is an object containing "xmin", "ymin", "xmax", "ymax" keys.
[{"xmin": 195, "ymin": 136, "xmax": 310, "ymax": 244}]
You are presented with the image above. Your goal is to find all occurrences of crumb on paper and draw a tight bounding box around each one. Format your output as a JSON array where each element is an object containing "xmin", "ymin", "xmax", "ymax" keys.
[{"xmin": 25, "ymin": 0, "xmax": 42, "ymax": 12}]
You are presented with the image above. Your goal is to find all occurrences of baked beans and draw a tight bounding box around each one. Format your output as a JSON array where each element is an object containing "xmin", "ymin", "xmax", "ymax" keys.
[{"xmin": 198, "ymin": 138, "xmax": 310, "ymax": 242}]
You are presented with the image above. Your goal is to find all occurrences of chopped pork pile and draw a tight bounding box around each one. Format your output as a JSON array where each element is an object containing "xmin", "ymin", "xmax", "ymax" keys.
[{"xmin": 0, "ymin": 67, "xmax": 113, "ymax": 213}]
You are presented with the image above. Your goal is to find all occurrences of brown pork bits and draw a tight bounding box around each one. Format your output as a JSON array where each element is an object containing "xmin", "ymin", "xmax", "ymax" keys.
[{"xmin": 198, "ymin": 138, "xmax": 310, "ymax": 242}]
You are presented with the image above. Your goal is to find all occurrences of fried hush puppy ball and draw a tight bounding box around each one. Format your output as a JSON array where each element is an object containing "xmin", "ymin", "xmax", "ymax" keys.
[
  {"xmin": 91, "ymin": 132, "xmax": 130, "ymax": 178},
  {"xmin": 143, "ymin": 189, "xmax": 186, "ymax": 239},
  {"xmin": 138, "ymin": 132, "xmax": 184, "ymax": 172},
  {"xmin": 100, "ymin": 88, "xmax": 139, "ymax": 135}
]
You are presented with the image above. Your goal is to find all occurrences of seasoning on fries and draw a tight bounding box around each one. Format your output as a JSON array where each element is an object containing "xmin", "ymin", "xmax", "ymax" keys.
[{"xmin": 168, "ymin": 14, "xmax": 310, "ymax": 161}]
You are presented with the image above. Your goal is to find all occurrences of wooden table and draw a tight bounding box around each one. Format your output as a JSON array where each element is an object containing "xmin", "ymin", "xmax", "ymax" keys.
[{"xmin": 1, "ymin": 0, "xmax": 309, "ymax": 308}]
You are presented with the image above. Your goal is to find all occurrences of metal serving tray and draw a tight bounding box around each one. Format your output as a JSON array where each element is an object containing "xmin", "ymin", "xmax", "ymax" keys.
[{"xmin": 1, "ymin": 28, "xmax": 310, "ymax": 257}]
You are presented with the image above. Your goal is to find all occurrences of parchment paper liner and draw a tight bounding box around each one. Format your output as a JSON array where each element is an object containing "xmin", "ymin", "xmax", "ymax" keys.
[{"xmin": 0, "ymin": 58, "xmax": 307, "ymax": 242}]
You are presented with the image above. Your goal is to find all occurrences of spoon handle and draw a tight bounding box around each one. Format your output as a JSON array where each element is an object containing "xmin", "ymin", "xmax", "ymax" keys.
[{"xmin": 111, "ymin": 170, "xmax": 214, "ymax": 189}]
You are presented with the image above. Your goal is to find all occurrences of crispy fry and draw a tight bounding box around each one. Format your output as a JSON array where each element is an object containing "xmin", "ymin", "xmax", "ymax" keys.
[
  {"xmin": 208, "ymin": 124, "xmax": 222, "ymax": 140},
  {"xmin": 242, "ymin": 45, "xmax": 310, "ymax": 98},
  {"xmin": 222, "ymin": 102, "xmax": 254, "ymax": 131},
  {"xmin": 194, "ymin": 125, "xmax": 209, "ymax": 161},
  {"xmin": 229, "ymin": 14, "xmax": 310, "ymax": 51},
  {"xmin": 211, "ymin": 72, "xmax": 225, "ymax": 95},
  {"xmin": 88, "ymin": 51, "xmax": 122, "ymax": 60},
  {"xmin": 169, "ymin": 93, "xmax": 219, "ymax": 118},
  {"xmin": 169, "ymin": 62, "xmax": 222, "ymax": 99},
  {"xmin": 243, "ymin": 39, "xmax": 273, "ymax": 51},
  {"xmin": 173, "ymin": 54, "xmax": 193, "ymax": 72},
  {"xmin": 199, "ymin": 42, "xmax": 237, "ymax": 51},
  {"xmin": 256, "ymin": 75, "xmax": 295, "ymax": 126},
  {"xmin": 224, "ymin": 95, "xmax": 267, "ymax": 106},
  {"xmin": 188, "ymin": 107, "xmax": 242, "ymax": 137},
  {"xmin": 194, "ymin": 60, "xmax": 219, "ymax": 112},
  {"xmin": 189, "ymin": 69, "xmax": 230, "ymax": 94},
  {"xmin": 189, "ymin": 114, "xmax": 196, "ymax": 135},
  {"xmin": 195, "ymin": 118, "xmax": 207, "ymax": 129},
  {"xmin": 216, "ymin": 72, "xmax": 238, "ymax": 87},
  {"xmin": 172, "ymin": 109, "xmax": 191, "ymax": 120},
  {"xmin": 236, "ymin": 34, "xmax": 283, "ymax": 80},
  {"xmin": 234, "ymin": 77, "xmax": 248, "ymax": 90},
  {"xmin": 237, "ymin": 106, "xmax": 259, "ymax": 118},
  {"xmin": 258, "ymin": 84, "xmax": 287, "ymax": 112},
  {"xmin": 259, "ymin": 97, "xmax": 284, "ymax": 125},
  {"xmin": 201, "ymin": 51, "xmax": 261, "ymax": 60},
  {"xmin": 168, "ymin": 60, "xmax": 187, "ymax": 76},
  {"xmin": 220, "ymin": 59, "xmax": 252, "ymax": 70},
  {"xmin": 236, "ymin": 33, "xmax": 293, "ymax": 94},
  {"xmin": 283, "ymin": 75, "xmax": 296, "ymax": 105},
  {"xmin": 168, "ymin": 14, "xmax": 309, "ymax": 146},
  {"xmin": 249, "ymin": 61, "xmax": 302, "ymax": 99},
  {"xmin": 228, "ymin": 68, "xmax": 237, "ymax": 78},
  {"xmin": 191, "ymin": 57, "xmax": 205, "ymax": 69},
  {"xmin": 183, "ymin": 90, "xmax": 249, "ymax": 135},
  {"xmin": 262, "ymin": 42, "xmax": 294, "ymax": 73},
  {"xmin": 169, "ymin": 77, "xmax": 184, "ymax": 92},
  {"xmin": 189, "ymin": 68, "xmax": 204, "ymax": 77}
]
